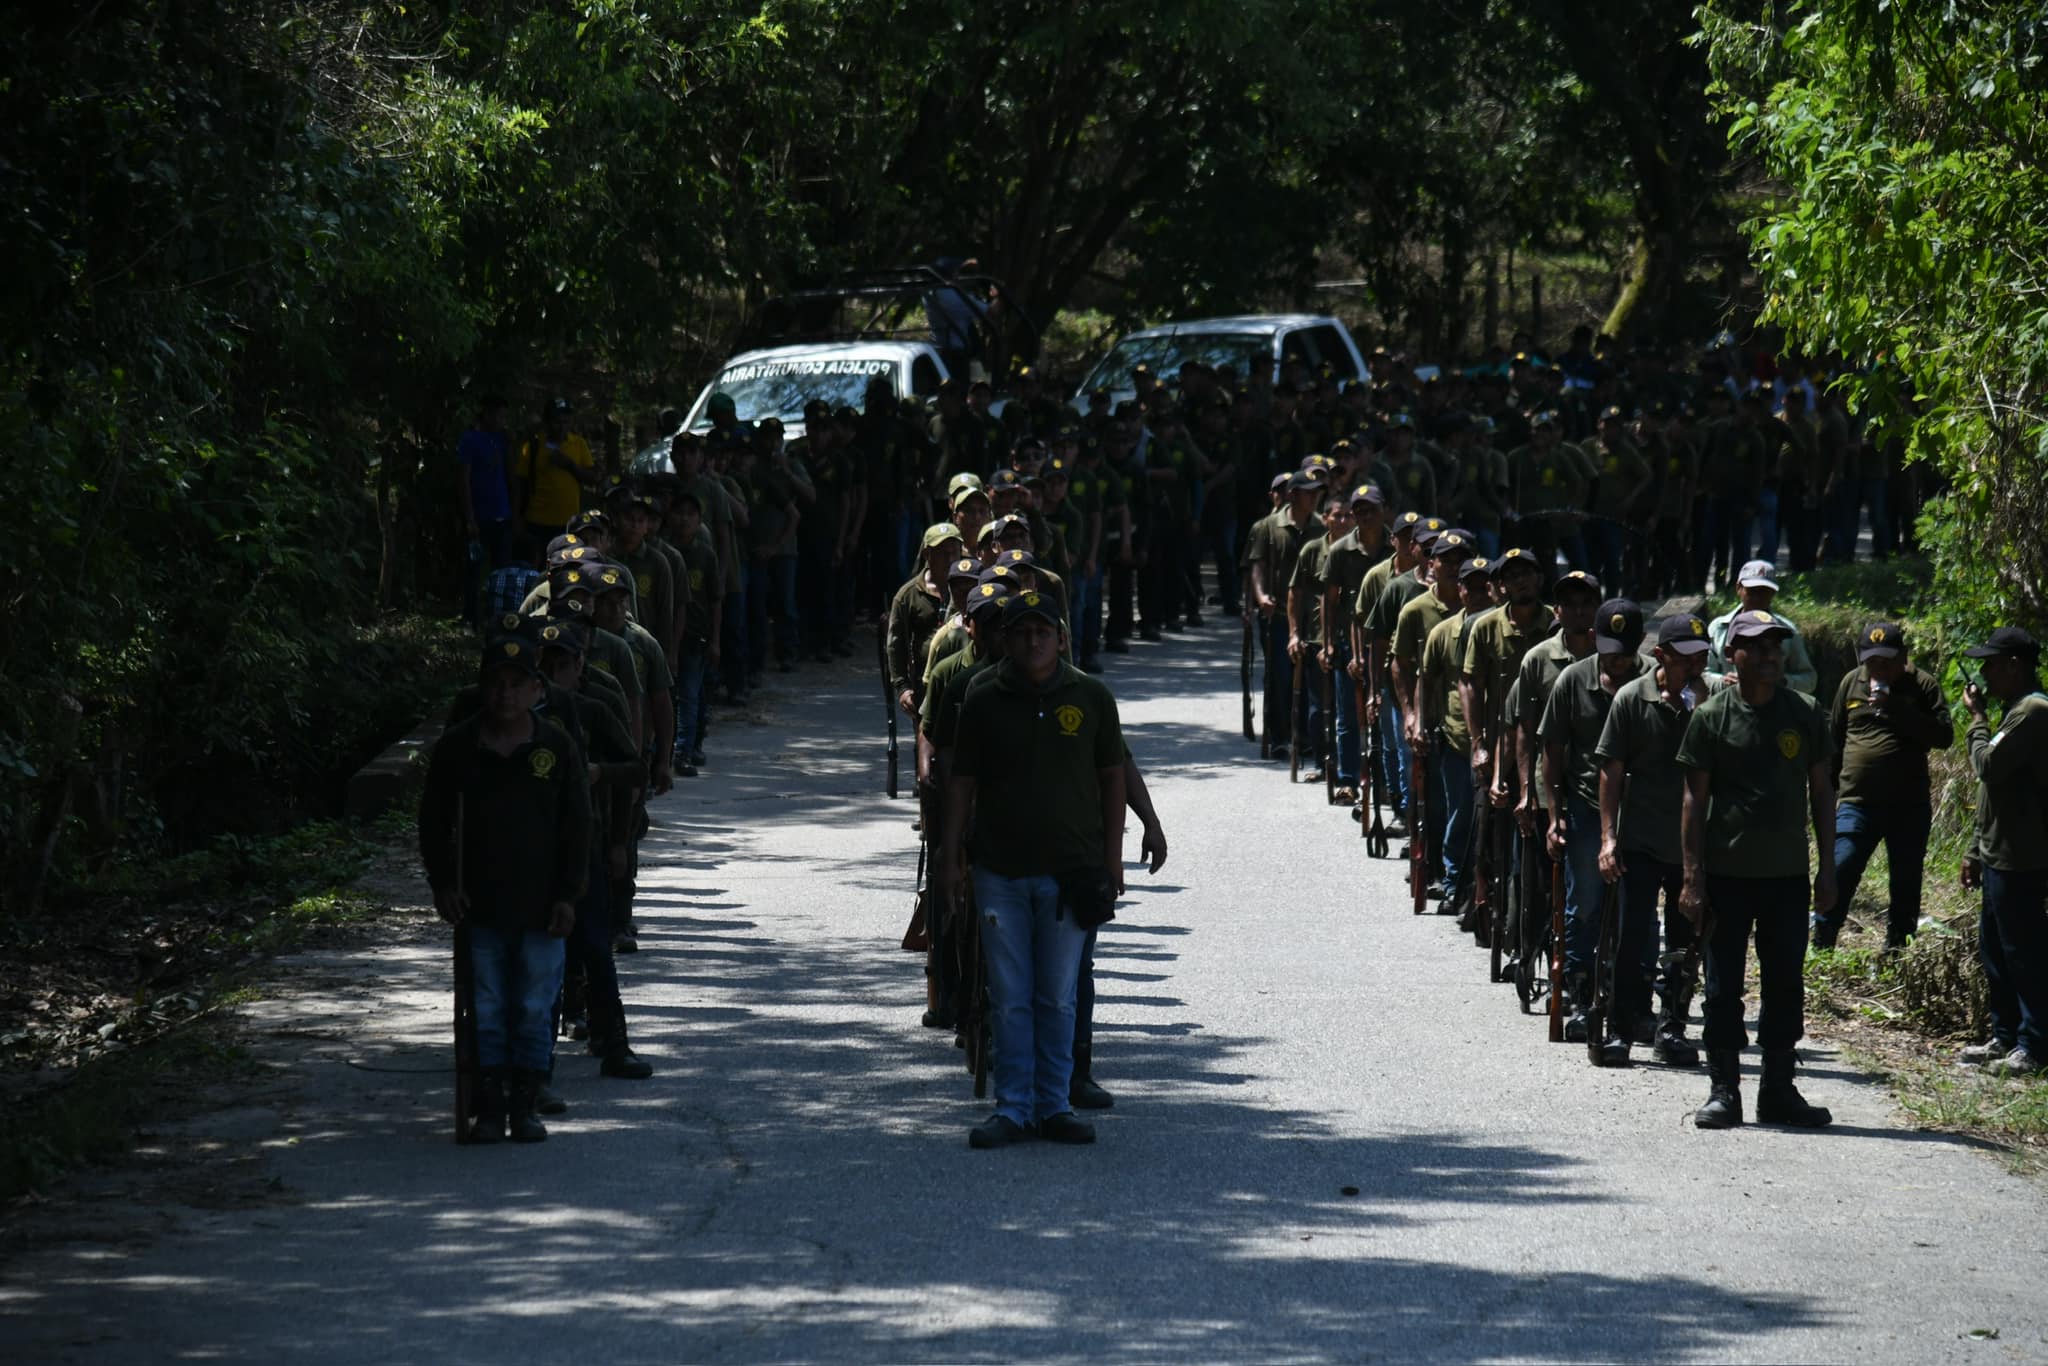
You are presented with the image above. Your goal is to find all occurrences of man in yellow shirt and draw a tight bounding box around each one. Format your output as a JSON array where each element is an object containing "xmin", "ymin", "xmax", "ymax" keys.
[{"xmin": 513, "ymin": 397, "xmax": 599, "ymax": 546}]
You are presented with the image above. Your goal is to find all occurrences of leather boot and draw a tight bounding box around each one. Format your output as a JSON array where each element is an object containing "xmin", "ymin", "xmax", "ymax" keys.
[
  {"xmin": 599, "ymin": 1002, "xmax": 654, "ymax": 1079},
  {"xmin": 508, "ymin": 1072, "xmax": 549, "ymax": 1143},
  {"xmin": 1694, "ymin": 1049, "xmax": 1743, "ymax": 1129},
  {"xmin": 1755, "ymin": 1049, "xmax": 1832, "ymax": 1127},
  {"xmin": 1069, "ymin": 1043, "xmax": 1114, "ymax": 1110},
  {"xmin": 535, "ymin": 1059, "xmax": 569, "ymax": 1116},
  {"xmin": 471, "ymin": 1068, "xmax": 508, "ymax": 1144},
  {"xmin": 1652, "ymin": 986, "xmax": 1699, "ymax": 1067},
  {"xmin": 1562, "ymin": 971, "xmax": 1591, "ymax": 1043}
]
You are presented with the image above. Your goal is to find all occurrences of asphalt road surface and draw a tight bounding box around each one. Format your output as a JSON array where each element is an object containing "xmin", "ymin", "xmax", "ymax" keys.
[{"xmin": 4, "ymin": 621, "xmax": 2046, "ymax": 1364}]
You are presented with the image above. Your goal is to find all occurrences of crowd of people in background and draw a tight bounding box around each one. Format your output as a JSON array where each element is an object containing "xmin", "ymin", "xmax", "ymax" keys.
[{"xmin": 426, "ymin": 321, "xmax": 2043, "ymax": 1149}]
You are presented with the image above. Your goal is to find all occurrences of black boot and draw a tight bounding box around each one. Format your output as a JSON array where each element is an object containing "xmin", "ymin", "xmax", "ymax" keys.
[
  {"xmin": 599, "ymin": 1003, "xmax": 654, "ymax": 1080},
  {"xmin": 1755, "ymin": 1049, "xmax": 1832, "ymax": 1127},
  {"xmin": 534, "ymin": 1058, "xmax": 569, "ymax": 1115},
  {"xmin": 1694, "ymin": 1048, "xmax": 1743, "ymax": 1129},
  {"xmin": 508, "ymin": 1071, "xmax": 549, "ymax": 1143},
  {"xmin": 1562, "ymin": 972, "xmax": 1591, "ymax": 1043},
  {"xmin": 1653, "ymin": 986, "xmax": 1699, "ymax": 1067},
  {"xmin": 471, "ymin": 1068, "xmax": 508, "ymax": 1144},
  {"xmin": 1069, "ymin": 1044, "xmax": 1114, "ymax": 1111}
]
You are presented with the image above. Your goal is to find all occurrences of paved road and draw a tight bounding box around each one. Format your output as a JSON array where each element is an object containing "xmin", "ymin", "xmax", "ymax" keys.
[{"xmin": 4, "ymin": 622, "xmax": 2046, "ymax": 1364}]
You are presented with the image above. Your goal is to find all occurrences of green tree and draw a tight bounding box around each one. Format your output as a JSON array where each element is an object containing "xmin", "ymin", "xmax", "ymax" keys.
[{"xmin": 1702, "ymin": 0, "xmax": 2048, "ymax": 631}]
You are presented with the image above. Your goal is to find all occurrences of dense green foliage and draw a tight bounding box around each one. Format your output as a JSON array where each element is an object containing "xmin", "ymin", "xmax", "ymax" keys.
[
  {"xmin": 0, "ymin": 0, "xmax": 1740, "ymax": 903},
  {"xmin": 1701, "ymin": 0, "xmax": 2048, "ymax": 646}
]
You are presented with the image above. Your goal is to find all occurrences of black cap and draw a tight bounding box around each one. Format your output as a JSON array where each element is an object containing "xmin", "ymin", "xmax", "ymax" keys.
[
  {"xmin": 590, "ymin": 563, "xmax": 631, "ymax": 595},
  {"xmin": 1430, "ymin": 529, "xmax": 1475, "ymax": 561},
  {"xmin": 1553, "ymin": 569, "xmax": 1601, "ymax": 600},
  {"xmin": 947, "ymin": 556, "xmax": 983, "ymax": 583},
  {"xmin": 1594, "ymin": 599, "xmax": 1645, "ymax": 654},
  {"xmin": 481, "ymin": 634, "xmax": 543, "ymax": 679},
  {"xmin": 566, "ymin": 510, "xmax": 611, "ymax": 536},
  {"xmin": 1458, "ymin": 556, "xmax": 1495, "ymax": 582},
  {"xmin": 536, "ymin": 619, "xmax": 587, "ymax": 657},
  {"xmin": 1269, "ymin": 473, "xmax": 1293, "ymax": 493},
  {"xmin": 1001, "ymin": 589, "xmax": 1060, "ymax": 628},
  {"xmin": 1493, "ymin": 547, "xmax": 1542, "ymax": 576},
  {"xmin": 1728, "ymin": 608, "xmax": 1791, "ymax": 642},
  {"xmin": 965, "ymin": 578, "xmax": 1013, "ymax": 619},
  {"xmin": 989, "ymin": 469, "xmax": 1023, "ymax": 490},
  {"xmin": 1349, "ymin": 482, "xmax": 1386, "ymax": 507},
  {"xmin": 1657, "ymin": 613, "xmax": 1712, "ymax": 655},
  {"xmin": 1858, "ymin": 621, "xmax": 1907, "ymax": 662},
  {"xmin": 999, "ymin": 547, "xmax": 1038, "ymax": 571},
  {"xmin": 1963, "ymin": 626, "xmax": 2042, "ymax": 662}
]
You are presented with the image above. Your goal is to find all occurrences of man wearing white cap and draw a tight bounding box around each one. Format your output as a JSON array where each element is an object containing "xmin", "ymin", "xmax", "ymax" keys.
[{"xmin": 1706, "ymin": 559, "xmax": 1817, "ymax": 696}]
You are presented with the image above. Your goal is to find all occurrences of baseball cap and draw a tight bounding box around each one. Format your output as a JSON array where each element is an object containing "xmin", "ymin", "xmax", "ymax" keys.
[
  {"xmin": 1963, "ymin": 626, "xmax": 2042, "ymax": 662},
  {"xmin": 481, "ymin": 634, "xmax": 542, "ymax": 680},
  {"xmin": 1736, "ymin": 559, "xmax": 1779, "ymax": 591},
  {"xmin": 946, "ymin": 472, "xmax": 984, "ymax": 501},
  {"xmin": 1001, "ymin": 589, "xmax": 1060, "ymax": 628},
  {"xmin": 1595, "ymin": 599, "xmax": 1645, "ymax": 654},
  {"xmin": 1857, "ymin": 621, "xmax": 1906, "ymax": 661},
  {"xmin": 1350, "ymin": 482, "xmax": 1386, "ymax": 507},
  {"xmin": 1458, "ymin": 556, "xmax": 1495, "ymax": 581},
  {"xmin": 1728, "ymin": 608, "xmax": 1791, "ymax": 642},
  {"xmin": 1554, "ymin": 569, "xmax": 1601, "ymax": 599},
  {"xmin": 1493, "ymin": 547, "xmax": 1542, "ymax": 576},
  {"xmin": 947, "ymin": 556, "xmax": 983, "ymax": 584},
  {"xmin": 965, "ymin": 579, "xmax": 1013, "ymax": 619},
  {"xmin": 1431, "ymin": 529, "xmax": 1475, "ymax": 560},
  {"xmin": 1269, "ymin": 473, "xmax": 1294, "ymax": 493},
  {"xmin": 1392, "ymin": 510, "xmax": 1427, "ymax": 539},
  {"xmin": 921, "ymin": 522, "xmax": 964, "ymax": 551},
  {"xmin": 949, "ymin": 484, "xmax": 991, "ymax": 512},
  {"xmin": 1657, "ymin": 613, "xmax": 1712, "ymax": 655}
]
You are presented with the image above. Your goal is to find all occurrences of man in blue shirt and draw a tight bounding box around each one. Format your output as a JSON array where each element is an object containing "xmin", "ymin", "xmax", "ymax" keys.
[{"xmin": 457, "ymin": 393, "xmax": 513, "ymax": 624}]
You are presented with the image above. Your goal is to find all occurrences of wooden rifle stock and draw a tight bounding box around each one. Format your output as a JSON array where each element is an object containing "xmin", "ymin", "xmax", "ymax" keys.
[
  {"xmin": 1547, "ymin": 814, "xmax": 1567, "ymax": 1043},
  {"xmin": 1409, "ymin": 736, "xmax": 1428, "ymax": 914},
  {"xmin": 1289, "ymin": 655, "xmax": 1305, "ymax": 783},
  {"xmin": 1241, "ymin": 611, "xmax": 1256, "ymax": 742}
]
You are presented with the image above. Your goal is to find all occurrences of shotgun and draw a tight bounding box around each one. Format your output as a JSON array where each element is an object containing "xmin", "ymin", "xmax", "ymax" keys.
[
  {"xmin": 1322, "ymin": 662, "xmax": 1336, "ymax": 805},
  {"xmin": 1409, "ymin": 734, "xmax": 1428, "ymax": 914},
  {"xmin": 1241, "ymin": 609, "xmax": 1257, "ymax": 742},
  {"xmin": 451, "ymin": 793, "xmax": 476, "ymax": 1144},
  {"xmin": 1548, "ymin": 814, "xmax": 1567, "ymax": 1043},
  {"xmin": 877, "ymin": 621, "xmax": 898, "ymax": 799},
  {"xmin": 1289, "ymin": 655, "xmax": 1305, "ymax": 783},
  {"xmin": 1363, "ymin": 685, "xmax": 1389, "ymax": 855}
]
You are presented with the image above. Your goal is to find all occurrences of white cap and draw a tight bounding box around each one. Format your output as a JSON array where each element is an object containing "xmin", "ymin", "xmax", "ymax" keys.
[{"xmin": 1736, "ymin": 559, "xmax": 1779, "ymax": 591}]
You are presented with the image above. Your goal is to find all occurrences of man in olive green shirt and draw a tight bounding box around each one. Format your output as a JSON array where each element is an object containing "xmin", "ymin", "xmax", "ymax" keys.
[
  {"xmin": 1325, "ymin": 483, "xmax": 1388, "ymax": 801},
  {"xmin": 1395, "ymin": 528, "xmax": 1474, "ymax": 894},
  {"xmin": 1422, "ymin": 553, "xmax": 1492, "ymax": 920},
  {"xmin": 1677, "ymin": 609, "xmax": 1838, "ymax": 1129},
  {"xmin": 1816, "ymin": 621, "xmax": 1954, "ymax": 950},
  {"xmin": 1290, "ymin": 498, "xmax": 1352, "ymax": 789},
  {"xmin": 1357, "ymin": 509, "xmax": 1428, "ymax": 822},
  {"xmin": 1540, "ymin": 596, "xmax": 1645, "ymax": 1050},
  {"xmin": 1253, "ymin": 474, "xmax": 1323, "ymax": 758},
  {"xmin": 1960, "ymin": 627, "xmax": 2048, "ymax": 1076},
  {"xmin": 1595, "ymin": 611, "xmax": 1715, "ymax": 1067}
]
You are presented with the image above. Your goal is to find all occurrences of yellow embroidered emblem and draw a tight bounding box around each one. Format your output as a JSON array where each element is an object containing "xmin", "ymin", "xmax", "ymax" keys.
[
  {"xmin": 1055, "ymin": 705, "xmax": 1084, "ymax": 736},
  {"xmin": 501, "ymin": 641, "xmax": 519, "ymax": 657},
  {"xmin": 1691, "ymin": 619, "xmax": 1705, "ymax": 637},
  {"xmin": 638, "ymin": 574, "xmax": 653, "ymax": 597},
  {"xmin": 530, "ymin": 749, "xmax": 556, "ymax": 778},
  {"xmin": 1611, "ymin": 613, "xmax": 1626, "ymax": 633},
  {"xmin": 1777, "ymin": 729, "xmax": 1802, "ymax": 760},
  {"xmin": 1869, "ymin": 627, "xmax": 1885, "ymax": 643}
]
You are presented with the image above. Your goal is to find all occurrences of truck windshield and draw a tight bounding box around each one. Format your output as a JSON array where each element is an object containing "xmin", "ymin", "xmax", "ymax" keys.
[
  {"xmin": 695, "ymin": 357, "xmax": 900, "ymax": 428},
  {"xmin": 1080, "ymin": 333, "xmax": 1271, "ymax": 392}
]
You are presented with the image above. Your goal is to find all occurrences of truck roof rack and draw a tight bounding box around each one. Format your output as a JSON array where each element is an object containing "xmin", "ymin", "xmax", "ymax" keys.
[{"xmin": 737, "ymin": 268, "xmax": 1004, "ymax": 350}]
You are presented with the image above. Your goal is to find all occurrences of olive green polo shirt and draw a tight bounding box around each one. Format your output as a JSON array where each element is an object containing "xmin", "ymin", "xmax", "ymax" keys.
[
  {"xmin": 1461, "ymin": 601, "xmax": 1546, "ymax": 740},
  {"xmin": 885, "ymin": 573, "xmax": 947, "ymax": 700},
  {"xmin": 1830, "ymin": 664, "xmax": 1954, "ymax": 808},
  {"xmin": 587, "ymin": 626, "xmax": 645, "ymax": 713},
  {"xmin": 1969, "ymin": 693, "xmax": 2048, "ymax": 872},
  {"xmin": 921, "ymin": 645, "xmax": 991, "ymax": 747},
  {"xmin": 1393, "ymin": 585, "xmax": 1456, "ymax": 674},
  {"xmin": 1539, "ymin": 653, "xmax": 1645, "ymax": 813},
  {"xmin": 1421, "ymin": 610, "xmax": 1470, "ymax": 755},
  {"xmin": 1259, "ymin": 511, "xmax": 1323, "ymax": 606},
  {"xmin": 1516, "ymin": 631, "xmax": 1584, "ymax": 811},
  {"xmin": 1364, "ymin": 567, "xmax": 1424, "ymax": 642},
  {"xmin": 1290, "ymin": 534, "xmax": 1332, "ymax": 645},
  {"xmin": 1675, "ymin": 684, "xmax": 1834, "ymax": 879},
  {"xmin": 952, "ymin": 659, "xmax": 1125, "ymax": 878},
  {"xmin": 1324, "ymin": 529, "xmax": 1384, "ymax": 633},
  {"xmin": 1587, "ymin": 438, "xmax": 1650, "ymax": 520},
  {"xmin": 1353, "ymin": 552, "xmax": 1401, "ymax": 625},
  {"xmin": 1596, "ymin": 669, "xmax": 1718, "ymax": 867}
]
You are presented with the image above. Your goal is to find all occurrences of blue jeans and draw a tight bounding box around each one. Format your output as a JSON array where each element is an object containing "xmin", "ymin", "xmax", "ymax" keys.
[
  {"xmin": 1752, "ymin": 487, "xmax": 1780, "ymax": 565},
  {"xmin": 1702, "ymin": 874, "xmax": 1809, "ymax": 1051},
  {"xmin": 673, "ymin": 642, "xmax": 708, "ymax": 760},
  {"xmin": 1379, "ymin": 683, "xmax": 1411, "ymax": 814},
  {"xmin": 1332, "ymin": 644, "xmax": 1360, "ymax": 787},
  {"xmin": 1982, "ymin": 865, "xmax": 2048, "ymax": 1056},
  {"xmin": 1583, "ymin": 517, "xmax": 1625, "ymax": 592},
  {"xmin": 470, "ymin": 925, "xmax": 566, "ymax": 1072},
  {"xmin": 1437, "ymin": 744, "xmax": 1474, "ymax": 901},
  {"xmin": 1076, "ymin": 568, "xmax": 1104, "ymax": 660},
  {"xmin": 1617, "ymin": 851, "xmax": 1693, "ymax": 1028},
  {"xmin": 1558, "ymin": 795, "xmax": 1604, "ymax": 983},
  {"xmin": 1819, "ymin": 801, "xmax": 1930, "ymax": 945},
  {"xmin": 971, "ymin": 869, "xmax": 1089, "ymax": 1126},
  {"xmin": 768, "ymin": 553, "xmax": 800, "ymax": 660},
  {"xmin": 566, "ymin": 839, "xmax": 620, "ymax": 1037}
]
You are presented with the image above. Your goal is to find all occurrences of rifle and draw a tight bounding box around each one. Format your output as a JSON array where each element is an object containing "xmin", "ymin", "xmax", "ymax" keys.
[
  {"xmin": 877, "ymin": 621, "xmax": 899, "ymax": 799},
  {"xmin": 1488, "ymin": 798, "xmax": 1513, "ymax": 983},
  {"xmin": 1322, "ymin": 661, "xmax": 1336, "ymax": 805},
  {"xmin": 1587, "ymin": 878, "xmax": 1622, "ymax": 1064},
  {"xmin": 1409, "ymin": 732, "xmax": 1428, "ymax": 914},
  {"xmin": 1515, "ymin": 826, "xmax": 1545, "ymax": 1010},
  {"xmin": 451, "ymin": 794, "xmax": 476, "ymax": 1145},
  {"xmin": 1241, "ymin": 610, "xmax": 1257, "ymax": 742},
  {"xmin": 1547, "ymin": 814, "xmax": 1567, "ymax": 1043},
  {"xmin": 1289, "ymin": 655, "xmax": 1305, "ymax": 783},
  {"xmin": 1363, "ymin": 686, "xmax": 1390, "ymax": 855},
  {"xmin": 1472, "ymin": 789, "xmax": 1492, "ymax": 941}
]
